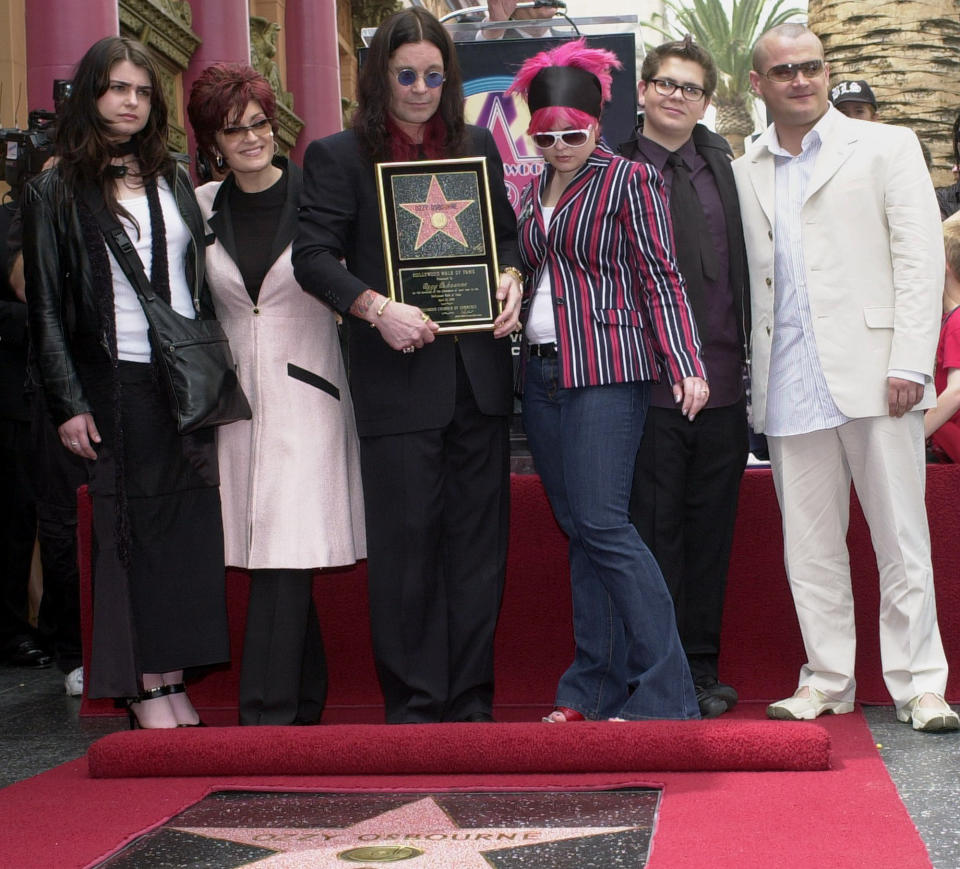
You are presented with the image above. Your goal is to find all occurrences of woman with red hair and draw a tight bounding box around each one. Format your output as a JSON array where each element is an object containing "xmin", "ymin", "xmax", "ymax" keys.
[
  {"xmin": 188, "ymin": 65, "xmax": 366, "ymax": 726},
  {"xmin": 507, "ymin": 39, "xmax": 707, "ymax": 721}
]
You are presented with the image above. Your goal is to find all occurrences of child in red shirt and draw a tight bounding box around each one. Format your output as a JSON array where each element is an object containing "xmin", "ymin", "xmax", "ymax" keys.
[{"xmin": 925, "ymin": 213, "xmax": 960, "ymax": 461}]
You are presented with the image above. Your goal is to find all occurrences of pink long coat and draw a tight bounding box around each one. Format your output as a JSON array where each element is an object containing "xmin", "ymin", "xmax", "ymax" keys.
[{"xmin": 197, "ymin": 178, "xmax": 366, "ymax": 570}]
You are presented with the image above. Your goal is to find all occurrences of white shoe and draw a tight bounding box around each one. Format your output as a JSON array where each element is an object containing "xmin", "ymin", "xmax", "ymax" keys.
[
  {"xmin": 766, "ymin": 688, "xmax": 854, "ymax": 720},
  {"xmin": 64, "ymin": 667, "xmax": 83, "ymax": 697},
  {"xmin": 896, "ymin": 694, "xmax": 959, "ymax": 733}
]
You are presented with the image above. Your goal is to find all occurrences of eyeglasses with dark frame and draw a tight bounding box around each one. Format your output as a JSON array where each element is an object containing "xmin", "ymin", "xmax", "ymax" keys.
[
  {"xmin": 532, "ymin": 129, "xmax": 592, "ymax": 149},
  {"xmin": 393, "ymin": 68, "xmax": 446, "ymax": 89},
  {"xmin": 221, "ymin": 117, "xmax": 274, "ymax": 140},
  {"xmin": 648, "ymin": 78, "xmax": 706, "ymax": 102},
  {"xmin": 760, "ymin": 60, "xmax": 824, "ymax": 83}
]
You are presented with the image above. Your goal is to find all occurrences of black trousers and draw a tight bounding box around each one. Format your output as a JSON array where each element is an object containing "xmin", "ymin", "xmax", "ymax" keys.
[
  {"xmin": 630, "ymin": 400, "xmax": 748, "ymax": 683},
  {"xmin": 360, "ymin": 354, "xmax": 510, "ymax": 723},
  {"xmin": 0, "ymin": 418, "xmax": 38, "ymax": 652},
  {"xmin": 31, "ymin": 395, "xmax": 86, "ymax": 673},
  {"xmin": 238, "ymin": 568, "xmax": 327, "ymax": 725}
]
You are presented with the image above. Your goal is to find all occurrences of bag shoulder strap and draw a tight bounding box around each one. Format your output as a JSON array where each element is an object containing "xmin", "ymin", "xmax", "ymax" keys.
[{"xmin": 80, "ymin": 184, "xmax": 157, "ymax": 304}]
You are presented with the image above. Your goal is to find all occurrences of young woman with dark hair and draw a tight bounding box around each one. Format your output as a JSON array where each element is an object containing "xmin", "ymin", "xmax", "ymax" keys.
[
  {"xmin": 188, "ymin": 63, "xmax": 366, "ymax": 726},
  {"xmin": 292, "ymin": 7, "xmax": 522, "ymax": 724},
  {"xmin": 22, "ymin": 36, "xmax": 229, "ymax": 728}
]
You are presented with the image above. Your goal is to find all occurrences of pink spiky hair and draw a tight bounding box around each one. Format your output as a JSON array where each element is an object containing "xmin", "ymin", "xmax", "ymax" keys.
[{"xmin": 506, "ymin": 38, "xmax": 621, "ymax": 105}]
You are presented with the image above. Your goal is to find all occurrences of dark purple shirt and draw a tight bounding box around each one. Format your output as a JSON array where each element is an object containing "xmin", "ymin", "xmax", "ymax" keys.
[{"xmin": 632, "ymin": 134, "xmax": 742, "ymax": 408}]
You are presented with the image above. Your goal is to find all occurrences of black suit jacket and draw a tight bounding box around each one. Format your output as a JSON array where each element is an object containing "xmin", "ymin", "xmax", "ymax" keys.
[
  {"xmin": 293, "ymin": 126, "xmax": 520, "ymax": 438},
  {"xmin": 619, "ymin": 122, "xmax": 750, "ymax": 362}
]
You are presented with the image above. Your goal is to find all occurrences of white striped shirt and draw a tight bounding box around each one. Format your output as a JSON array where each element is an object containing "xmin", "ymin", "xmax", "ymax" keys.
[{"xmin": 764, "ymin": 113, "xmax": 848, "ymax": 436}]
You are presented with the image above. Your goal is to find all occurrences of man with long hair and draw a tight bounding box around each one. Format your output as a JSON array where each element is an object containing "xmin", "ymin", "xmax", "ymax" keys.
[{"xmin": 293, "ymin": 7, "xmax": 522, "ymax": 724}]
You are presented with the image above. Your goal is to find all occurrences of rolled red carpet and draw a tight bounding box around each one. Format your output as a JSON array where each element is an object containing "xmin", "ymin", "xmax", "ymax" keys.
[{"xmin": 87, "ymin": 719, "xmax": 830, "ymax": 778}]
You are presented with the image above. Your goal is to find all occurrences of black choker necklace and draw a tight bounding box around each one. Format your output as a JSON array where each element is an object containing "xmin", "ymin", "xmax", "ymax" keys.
[
  {"xmin": 108, "ymin": 139, "xmax": 138, "ymax": 178},
  {"xmin": 109, "ymin": 140, "xmax": 138, "ymax": 157}
]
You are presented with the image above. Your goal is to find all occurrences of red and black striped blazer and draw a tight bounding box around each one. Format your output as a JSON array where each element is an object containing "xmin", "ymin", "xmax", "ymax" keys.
[{"xmin": 517, "ymin": 144, "xmax": 704, "ymax": 390}]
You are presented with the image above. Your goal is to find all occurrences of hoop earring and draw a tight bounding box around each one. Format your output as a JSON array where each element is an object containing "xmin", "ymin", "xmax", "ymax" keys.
[
  {"xmin": 273, "ymin": 140, "xmax": 279, "ymax": 156},
  {"xmin": 214, "ymin": 152, "xmax": 224, "ymax": 170}
]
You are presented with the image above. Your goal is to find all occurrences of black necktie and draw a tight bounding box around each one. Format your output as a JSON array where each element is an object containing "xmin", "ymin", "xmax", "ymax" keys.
[
  {"xmin": 665, "ymin": 151, "xmax": 719, "ymax": 343},
  {"xmin": 666, "ymin": 151, "xmax": 719, "ymax": 282}
]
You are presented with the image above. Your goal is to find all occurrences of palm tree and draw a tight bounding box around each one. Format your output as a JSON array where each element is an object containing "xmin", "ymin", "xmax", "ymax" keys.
[
  {"xmin": 645, "ymin": 0, "xmax": 805, "ymax": 156},
  {"xmin": 808, "ymin": 0, "xmax": 960, "ymax": 187}
]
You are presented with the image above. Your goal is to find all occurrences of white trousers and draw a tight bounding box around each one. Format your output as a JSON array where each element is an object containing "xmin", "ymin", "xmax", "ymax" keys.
[{"xmin": 767, "ymin": 411, "xmax": 949, "ymax": 708}]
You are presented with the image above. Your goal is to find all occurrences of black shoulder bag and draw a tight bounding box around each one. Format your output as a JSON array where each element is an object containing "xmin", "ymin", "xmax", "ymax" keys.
[{"xmin": 85, "ymin": 186, "xmax": 252, "ymax": 434}]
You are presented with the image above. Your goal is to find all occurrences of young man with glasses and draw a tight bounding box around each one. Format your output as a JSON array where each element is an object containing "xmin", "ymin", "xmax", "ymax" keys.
[
  {"xmin": 618, "ymin": 37, "xmax": 750, "ymax": 719},
  {"xmin": 733, "ymin": 23, "xmax": 957, "ymax": 731}
]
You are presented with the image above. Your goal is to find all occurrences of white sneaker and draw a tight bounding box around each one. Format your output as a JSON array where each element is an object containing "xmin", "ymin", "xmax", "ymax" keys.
[
  {"xmin": 766, "ymin": 688, "xmax": 854, "ymax": 720},
  {"xmin": 64, "ymin": 667, "xmax": 83, "ymax": 697},
  {"xmin": 896, "ymin": 694, "xmax": 960, "ymax": 732}
]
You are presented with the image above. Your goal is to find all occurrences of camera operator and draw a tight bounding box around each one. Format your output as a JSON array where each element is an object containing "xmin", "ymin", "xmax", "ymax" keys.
[{"xmin": 2, "ymin": 82, "xmax": 86, "ymax": 691}]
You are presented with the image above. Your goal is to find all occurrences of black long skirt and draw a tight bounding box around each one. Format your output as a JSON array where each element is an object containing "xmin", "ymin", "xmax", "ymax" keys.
[{"xmin": 82, "ymin": 360, "xmax": 230, "ymax": 699}]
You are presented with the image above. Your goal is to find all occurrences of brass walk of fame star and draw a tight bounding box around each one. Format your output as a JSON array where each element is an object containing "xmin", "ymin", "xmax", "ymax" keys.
[
  {"xmin": 173, "ymin": 795, "xmax": 638, "ymax": 867},
  {"xmin": 398, "ymin": 175, "xmax": 473, "ymax": 250}
]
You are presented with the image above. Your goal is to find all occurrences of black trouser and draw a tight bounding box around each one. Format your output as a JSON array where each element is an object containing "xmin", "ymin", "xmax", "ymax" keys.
[
  {"xmin": 238, "ymin": 568, "xmax": 327, "ymax": 725},
  {"xmin": 0, "ymin": 418, "xmax": 38, "ymax": 654},
  {"xmin": 360, "ymin": 356, "xmax": 510, "ymax": 723},
  {"xmin": 31, "ymin": 394, "xmax": 87, "ymax": 673},
  {"xmin": 630, "ymin": 400, "xmax": 748, "ymax": 683}
]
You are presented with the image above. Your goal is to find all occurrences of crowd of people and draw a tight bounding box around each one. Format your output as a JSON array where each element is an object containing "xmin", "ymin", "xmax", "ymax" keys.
[{"xmin": 2, "ymin": 12, "xmax": 957, "ymax": 733}]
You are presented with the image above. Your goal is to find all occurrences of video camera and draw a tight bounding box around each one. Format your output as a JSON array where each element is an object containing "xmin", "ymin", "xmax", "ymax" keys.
[{"xmin": 1, "ymin": 79, "xmax": 72, "ymax": 201}]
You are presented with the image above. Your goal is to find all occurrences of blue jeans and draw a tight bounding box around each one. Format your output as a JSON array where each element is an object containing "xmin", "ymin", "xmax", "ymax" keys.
[{"xmin": 522, "ymin": 357, "xmax": 699, "ymax": 720}]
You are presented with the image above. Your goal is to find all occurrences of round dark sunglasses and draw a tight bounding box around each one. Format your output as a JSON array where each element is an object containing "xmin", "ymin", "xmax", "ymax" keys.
[
  {"xmin": 394, "ymin": 68, "xmax": 446, "ymax": 89},
  {"xmin": 532, "ymin": 129, "xmax": 591, "ymax": 149}
]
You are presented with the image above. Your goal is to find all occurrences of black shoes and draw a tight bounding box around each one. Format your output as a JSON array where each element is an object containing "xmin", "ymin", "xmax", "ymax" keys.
[
  {"xmin": 459, "ymin": 711, "xmax": 495, "ymax": 723},
  {"xmin": 695, "ymin": 677, "xmax": 738, "ymax": 719},
  {"xmin": 3, "ymin": 638, "xmax": 53, "ymax": 669}
]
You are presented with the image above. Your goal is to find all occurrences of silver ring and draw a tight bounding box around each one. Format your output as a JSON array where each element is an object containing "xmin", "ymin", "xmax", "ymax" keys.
[
  {"xmin": 69, "ymin": 440, "xmax": 79, "ymax": 445},
  {"xmin": 402, "ymin": 346, "xmax": 415, "ymax": 354}
]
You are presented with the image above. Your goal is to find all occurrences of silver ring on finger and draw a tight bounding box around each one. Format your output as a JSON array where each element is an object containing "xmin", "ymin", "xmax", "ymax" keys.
[
  {"xmin": 402, "ymin": 346, "xmax": 415, "ymax": 354},
  {"xmin": 69, "ymin": 440, "xmax": 79, "ymax": 445}
]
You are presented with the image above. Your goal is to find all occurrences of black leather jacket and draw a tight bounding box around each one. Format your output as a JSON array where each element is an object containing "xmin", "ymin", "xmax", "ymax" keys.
[{"xmin": 21, "ymin": 163, "xmax": 212, "ymax": 426}]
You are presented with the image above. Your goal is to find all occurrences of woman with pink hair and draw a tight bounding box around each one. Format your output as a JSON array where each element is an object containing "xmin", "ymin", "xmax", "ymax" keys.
[{"xmin": 508, "ymin": 39, "xmax": 707, "ymax": 721}]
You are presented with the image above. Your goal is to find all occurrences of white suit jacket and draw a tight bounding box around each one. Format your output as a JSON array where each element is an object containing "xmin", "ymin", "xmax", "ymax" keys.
[{"xmin": 732, "ymin": 109, "xmax": 943, "ymax": 432}]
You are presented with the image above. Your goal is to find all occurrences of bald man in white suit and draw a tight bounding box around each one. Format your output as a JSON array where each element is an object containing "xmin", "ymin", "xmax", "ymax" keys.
[{"xmin": 733, "ymin": 23, "xmax": 957, "ymax": 732}]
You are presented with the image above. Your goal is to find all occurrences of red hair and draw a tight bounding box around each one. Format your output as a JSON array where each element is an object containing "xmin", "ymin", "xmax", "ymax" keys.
[
  {"xmin": 506, "ymin": 38, "xmax": 620, "ymax": 134},
  {"xmin": 187, "ymin": 63, "xmax": 278, "ymax": 163}
]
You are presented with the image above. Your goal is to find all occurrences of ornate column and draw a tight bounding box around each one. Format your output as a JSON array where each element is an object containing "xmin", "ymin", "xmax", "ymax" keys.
[
  {"xmin": 285, "ymin": 0, "xmax": 342, "ymax": 164},
  {"xmin": 25, "ymin": 0, "xmax": 117, "ymax": 112},
  {"xmin": 119, "ymin": 0, "xmax": 200, "ymax": 156},
  {"xmin": 250, "ymin": 15, "xmax": 304, "ymax": 157},
  {"xmin": 182, "ymin": 0, "xmax": 252, "ymax": 174}
]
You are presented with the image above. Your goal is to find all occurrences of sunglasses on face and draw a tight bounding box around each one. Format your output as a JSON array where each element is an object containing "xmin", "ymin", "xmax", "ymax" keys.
[
  {"xmin": 761, "ymin": 59, "xmax": 824, "ymax": 82},
  {"xmin": 394, "ymin": 68, "xmax": 446, "ymax": 88},
  {"xmin": 532, "ymin": 129, "xmax": 591, "ymax": 149},
  {"xmin": 221, "ymin": 117, "xmax": 273, "ymax": 139}
]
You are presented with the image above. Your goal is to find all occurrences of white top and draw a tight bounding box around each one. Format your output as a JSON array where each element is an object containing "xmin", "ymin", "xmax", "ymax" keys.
[
  {"xmin": 524, "ymin": 205, "xmax": 557, "ymax": 345},
  {"xmin": 109, "ymin": 178, "xmax": 195, "ymax": 362}
]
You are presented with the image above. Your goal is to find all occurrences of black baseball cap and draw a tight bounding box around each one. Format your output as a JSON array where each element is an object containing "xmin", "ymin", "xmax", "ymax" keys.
[{"xmin": 830, "ymin": 80, "xmax": 877, "ymax": 108}]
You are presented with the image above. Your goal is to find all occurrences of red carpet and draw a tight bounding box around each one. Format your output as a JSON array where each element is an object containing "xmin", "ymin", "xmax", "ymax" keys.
[
  {"xmin": 86, "ymin": 719, "xmax": 830, "ymax": 778},
  {"xmin": 78, "ymin": 467, "xmax": 960, "ymax": 720},
  {"xmin": 0, "ymin": 706, "xmax": 930, "ymax": 868}
]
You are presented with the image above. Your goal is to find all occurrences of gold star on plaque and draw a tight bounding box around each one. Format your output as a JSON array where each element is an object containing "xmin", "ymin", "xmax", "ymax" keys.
[{"xmin": 398, "ymin": 175, "xmax": 473, "ymax": 250}]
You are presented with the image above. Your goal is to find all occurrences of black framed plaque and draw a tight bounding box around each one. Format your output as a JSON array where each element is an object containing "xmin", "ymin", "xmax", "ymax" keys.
[{"xmin": 376, "ymin": 157, "xmax": 501, "ymax": 333}]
